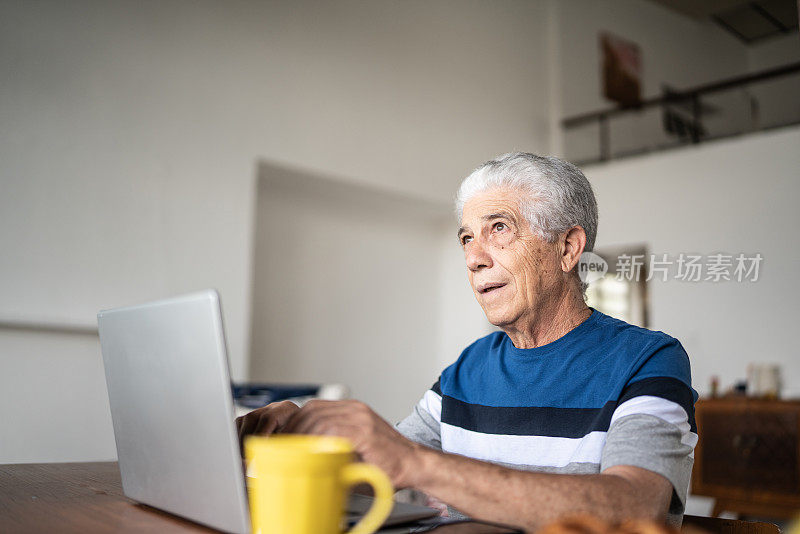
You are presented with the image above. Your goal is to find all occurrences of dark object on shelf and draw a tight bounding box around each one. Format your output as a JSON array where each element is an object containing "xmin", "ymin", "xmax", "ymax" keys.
[
  {"xmin": 692, "ymin": 397, "xmax": 800, "ymax": 519},
  {"xmin": 710, "ymin": 376, "xmax": 720, "ymax": 398},
  {"xmin": 231, "ymin": 383, "xmax": 320, "ymax": 408}
]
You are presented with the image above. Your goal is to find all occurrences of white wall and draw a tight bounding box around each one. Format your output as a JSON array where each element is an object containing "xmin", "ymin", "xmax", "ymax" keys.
[
  {"xmin": 748, "ymin": 33, "xmax": 800, "ymax": 71},
  {"xmin": 0, "ymin": 329, "xmax": 116, "ymax": 463},
  {"xmin": 251, "ymin": 163, "xmax": 443, "ymax": 422},
  {"xmin": 746, "ymin": 33, "xmax": 800, "ymax": 130},
  {"xmin": 0, "ymin": 0, "xmax": 551, "ymax": 462},
  {"xmin": 585, "ymin": 125, "xmax": 800, "ymax": 399}
]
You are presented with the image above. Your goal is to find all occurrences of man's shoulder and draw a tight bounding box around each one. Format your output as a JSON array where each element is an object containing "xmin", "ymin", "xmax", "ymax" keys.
[
  {"xmin": 591, "ymin": 310, "xmax": 680, "ymax": 350},
  {"xmin": 591, "ymin": 311, "xmax": 691, "ymax": 389}
]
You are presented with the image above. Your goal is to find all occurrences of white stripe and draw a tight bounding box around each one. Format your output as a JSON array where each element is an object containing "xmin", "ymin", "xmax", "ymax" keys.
[
  {"xmin": 611, "ymin": 396, "xmax": 699, "ymax": 452},
  {"xmin": 612, "ymin": 395, "xmax": 688, "ymax": 426},
  {"xmin": 441, "ymin": 423, "xmax": 607, "ymax": 468},
  {"xmin": 419, "ymin": 389, "xmax": 442, "ymax": 422}
]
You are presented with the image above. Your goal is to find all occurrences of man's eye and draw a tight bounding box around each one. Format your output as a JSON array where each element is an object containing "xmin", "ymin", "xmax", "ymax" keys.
[
  {"xmin": 461, "ymin": 236, "xmax": 473, "ymax": 245},
  {"xmin": 493, "ymin": 222, "xmax": 507, "ymax": 232}
]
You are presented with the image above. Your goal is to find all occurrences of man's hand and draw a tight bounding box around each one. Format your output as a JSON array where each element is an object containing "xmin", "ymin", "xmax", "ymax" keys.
[
  {"xmin": 235, "ymin": 400, "xmax": 301, "ymax": 445},
  {"xmin": 281, "ymin": 399, "xmax": 422, "ymax": 488}
]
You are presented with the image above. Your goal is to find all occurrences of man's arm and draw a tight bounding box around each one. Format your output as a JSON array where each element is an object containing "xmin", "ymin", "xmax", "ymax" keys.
[
  {"xmin": 407, "ymin": 444, "xmax": 672, "ymax": 531},
  {"xmin": 281, "ymin": 400, "xmax": 672, "ymax": 532}
]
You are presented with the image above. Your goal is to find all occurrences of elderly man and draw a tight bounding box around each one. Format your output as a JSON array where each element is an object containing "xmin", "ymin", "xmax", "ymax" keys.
[{"xmin": 236, "ymin": 153, "xmax": 696, "ymax": 531}]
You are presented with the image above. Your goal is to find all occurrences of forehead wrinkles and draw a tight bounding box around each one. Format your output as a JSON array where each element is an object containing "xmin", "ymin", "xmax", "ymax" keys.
[{"xmin": 460, "ymin": 192, "xmax": 525, "ymax": 228}]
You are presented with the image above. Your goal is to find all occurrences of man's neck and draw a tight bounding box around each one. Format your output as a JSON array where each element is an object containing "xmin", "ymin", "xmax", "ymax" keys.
[{"xmin": 503, "ymin": 289, "xmax": 592, "ymax": 349}]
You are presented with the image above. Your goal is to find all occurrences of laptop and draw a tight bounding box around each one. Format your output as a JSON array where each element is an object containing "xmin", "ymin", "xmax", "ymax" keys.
[{"xmin": 97, "ymin": 290, "xmax": 438, "ymax": 533}]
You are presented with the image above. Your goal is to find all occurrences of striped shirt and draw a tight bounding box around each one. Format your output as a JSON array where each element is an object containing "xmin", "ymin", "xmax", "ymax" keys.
[{"xmin": 397, "ymin": 310, "xmax": 697, "ymax": 526}]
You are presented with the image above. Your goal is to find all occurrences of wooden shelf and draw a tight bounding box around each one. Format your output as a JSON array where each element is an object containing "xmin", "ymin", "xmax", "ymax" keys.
[{"xmin": 692, "ymin": 397, "xmax": 800, "ymax": 519}]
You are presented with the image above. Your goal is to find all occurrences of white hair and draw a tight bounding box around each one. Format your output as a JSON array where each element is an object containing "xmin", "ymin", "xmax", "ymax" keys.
[{"xmin": 455, "ymin": 152, "xmax": 599, "ymax": 290}]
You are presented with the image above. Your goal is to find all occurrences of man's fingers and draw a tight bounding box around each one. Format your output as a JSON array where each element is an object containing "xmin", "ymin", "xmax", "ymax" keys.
[
  {"xmin": 239, "ymin": 403, "xmax": 298, "ymax": 438},
  {"xmin": 238, "ymin": 413, "xmax": 258, "ymax": 444},
  {"xmin": 289, "ymin": 412, "xmax": 361, "ymax": 439},
  {"xmin": 281, "ymin": 408, "xmax": 314, "ymax": 434},
  {"xmin": 254, "ymin": 413, "xmax": 279, "ymax": 436},
  {"xmin": 283, "ymin": 403, "xmax": 363, "ymax": 435},
  {"xmin": 282, "ymin": 402, "xmax": 346, "ymax": 434}
]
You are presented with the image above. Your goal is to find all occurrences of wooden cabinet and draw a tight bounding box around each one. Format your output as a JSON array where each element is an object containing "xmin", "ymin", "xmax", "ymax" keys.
[{"xmin": 692, "ymin": 398, "xmax": 800, "ymax": 519}]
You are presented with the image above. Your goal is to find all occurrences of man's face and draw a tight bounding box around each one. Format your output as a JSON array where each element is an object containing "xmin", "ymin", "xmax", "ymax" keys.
[{"xmin": 458, "ymin": 188, "xmax": 564, "ymax": 328}]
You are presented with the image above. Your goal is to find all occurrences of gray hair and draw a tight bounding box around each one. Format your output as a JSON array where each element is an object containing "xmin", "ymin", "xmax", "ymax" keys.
[{"xmin": 455, "ymin": 152, "xmax": 599, "ymax": 290}]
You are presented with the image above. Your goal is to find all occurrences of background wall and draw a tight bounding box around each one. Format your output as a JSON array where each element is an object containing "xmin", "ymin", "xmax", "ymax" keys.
[
  {"xmin": 0, "ymin": 329, "xmax": 116, "ymax": 463},
  {"xmin": 0, "ymin": 0, "xmax": 550, "ymax": 462},
  {"xmin": 0, "ymin": 0, "xmax": 552, "ymax": 376},
  {"xmin": 585, "ymin": 125, "xmax": 800, "ymax": 399},
  {"xmin": 746, "ymin": 33, "xmax": 800, "ymax": 129},
  {"xmin": 748, "ymin": 32, "xmax": 800, "ymax": 71}
]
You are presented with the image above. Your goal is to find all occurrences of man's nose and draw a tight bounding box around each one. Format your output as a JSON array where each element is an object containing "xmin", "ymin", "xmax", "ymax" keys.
[{"xmin": 466, "ymin": 239, "xmax": 493, "ymax": 271}]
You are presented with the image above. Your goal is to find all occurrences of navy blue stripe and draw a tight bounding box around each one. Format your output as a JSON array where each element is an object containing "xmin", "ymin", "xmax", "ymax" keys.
[
  {"xmin": 620, "ymin": 377, "xmax": 697, "ymax": 432},
  {"xmin": 437, "ymin": 376, "xmax": 696, "ymax": 437},
  {"xmin": 431, "ymin": 379, "xmax": 442, "ymax": 396},
  {"xmin": 440, "ymin": 396, "xmax": 614, "ymax": 438}
]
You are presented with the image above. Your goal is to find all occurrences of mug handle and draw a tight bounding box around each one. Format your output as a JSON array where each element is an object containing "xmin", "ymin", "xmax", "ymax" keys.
[{"xmin": 340, "ymin": 463, "xmax": 394, "ymax": 534}]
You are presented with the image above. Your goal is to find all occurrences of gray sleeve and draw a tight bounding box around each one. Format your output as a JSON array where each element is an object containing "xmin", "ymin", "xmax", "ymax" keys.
[
  {"xmin": 396, "ymin": 399, "xmax": 442, "ymax": 451},
  {"xmin": 600, "ymin": 413, "xmax": 694, "ymax": 524}
]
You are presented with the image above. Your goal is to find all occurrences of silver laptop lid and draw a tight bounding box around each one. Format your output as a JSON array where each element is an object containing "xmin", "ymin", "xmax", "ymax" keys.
[{"xmin": 98, "ymin": 290, "xmax": 250, "ymax": 534}]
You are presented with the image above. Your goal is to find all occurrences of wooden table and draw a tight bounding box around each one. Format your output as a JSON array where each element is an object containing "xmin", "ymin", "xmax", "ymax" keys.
[
  {"xmin": 0, "ymin": 462, "xmax": 523, "ymax": 534},
  {"xmin": 0, "ymin": 462, "xmax": 216, "ymax": 533},
  {"xmin": 3, "ymin": 462, "xmax": 781, "ymax": 534},
  {"xmin": 0, "ymin": 463, "xmax": 446, "ymax": 534}
]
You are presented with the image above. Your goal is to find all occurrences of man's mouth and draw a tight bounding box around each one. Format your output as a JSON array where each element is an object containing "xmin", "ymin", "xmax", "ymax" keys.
[{"xmin": 478, "ymin": 282, "xmax": 507, "ymax": 294}]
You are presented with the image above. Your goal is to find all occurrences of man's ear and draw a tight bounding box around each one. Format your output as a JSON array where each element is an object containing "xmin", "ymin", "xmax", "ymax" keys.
[{"xmin": 561, "ymin": 226, "xmax": 587, "ymax": 274}]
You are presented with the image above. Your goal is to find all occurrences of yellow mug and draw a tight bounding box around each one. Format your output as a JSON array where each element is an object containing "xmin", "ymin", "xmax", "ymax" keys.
[{"xmin": 244, "ymin": 435, "xmax": 394, "ymax": 534}]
